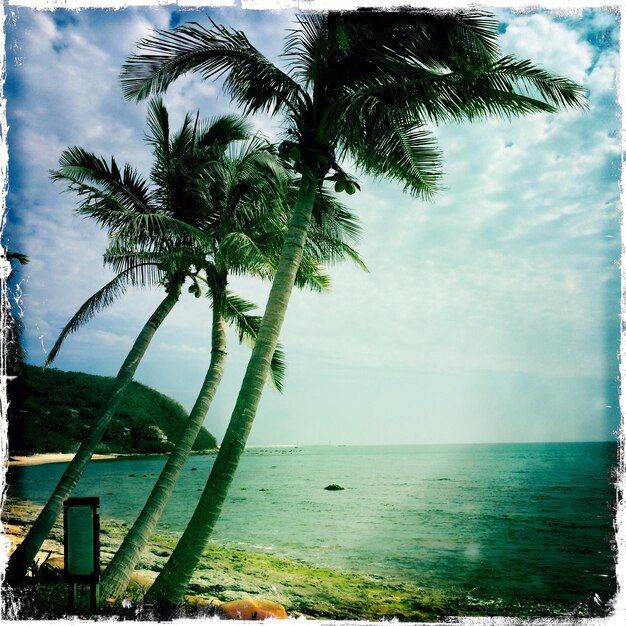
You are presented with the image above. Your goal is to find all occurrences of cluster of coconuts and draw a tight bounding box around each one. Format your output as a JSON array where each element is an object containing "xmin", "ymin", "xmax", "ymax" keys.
[
  {"xmin": 333, "ymin": 177, "xmax": 357, "ymax": 195},
  {"xmin": 188, "ymin": 276, "xmax": 202, "ymax": 298},
  {"xmin": 278, "ymin": 140, "xmax": 358, "ymax": 195}
]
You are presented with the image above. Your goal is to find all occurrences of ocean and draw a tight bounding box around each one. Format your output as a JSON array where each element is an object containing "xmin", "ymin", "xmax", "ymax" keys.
[{"xmin": 6, "ymin": 441, "xmax": 617, "ymax": 613}]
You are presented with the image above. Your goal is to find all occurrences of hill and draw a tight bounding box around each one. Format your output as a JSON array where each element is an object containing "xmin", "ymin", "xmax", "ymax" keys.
[{"xmin": 8, "ymin": 364, "xmax": 217, "ymax": 455}]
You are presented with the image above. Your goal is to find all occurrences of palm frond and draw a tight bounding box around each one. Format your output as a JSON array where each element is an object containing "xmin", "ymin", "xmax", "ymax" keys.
[
  {"xmin": 220, "ymin": 142, "xmax": 289, "ymax": 231},
  {"xmin": 100, "ymin": 211, "xmax": 215, "ymax": 255},
  {"xmin": 308, "ymin": 185, "xmax": 363, "ymax": 245},
  {"xmin": 6, "ymin": 252, "xmax": 29, "ymax": 265},
  {"xmin": 218, "ymin": 231, "xmax": 277, "ymax": 279},
  {"xmin": 45, "ymin": 269, "xmax": 138, "ymax": 366},
  {"xmin": 340, "ymin": 108, "xmax": 442, "ymax": 198},
  {"xmin": 304, "ymin": 233, "xmax": 367, "ymax": 272},
  {"xmin": 485, "ymin": 55, "xmax": 588, "ymax": 111},
  {"xmin": 221, "ymin": 290, "xmax": 286, "ymax": 391},
  {"xmin": 294, "ymin": 255, "xmax": 331, "ymax": 293},
  {"xmin": 340, "ymin": 52, "xmax": 586, "ymax": 129},
  {"xmin": 121, "ymin": 20, "xmax": 304, "ymax": 118},
  {"xmin": 335, "ymin": 10, "xmax": 501, "ymax": 75},
  {"xmin": 197, "ymin": 114, "xmax": 251, "ymax": 149},
  {"xmin": 283, "ymin": 13, "xmax": 327, "ymax": 88},
  {"xmin": 102, "ymin": 247, "xmax": 171, "ymax": 285},
  {"xmin": 401, "ymin": 9, "xmax": 501, "ymax": 68},
  {"xmin": 145, "ymin": 97, "xmax": 171, "ymax": 157},
  {"xmin": 52, "ymin": 147, "xmax": 153, "ymax": 214}
]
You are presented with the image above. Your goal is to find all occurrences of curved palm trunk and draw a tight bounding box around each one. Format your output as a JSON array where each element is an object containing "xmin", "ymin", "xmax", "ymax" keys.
[
  {"xmin": 5, "ymin": 286, "xmax": 181, "ymax": 586},
  {"xmin": 99, "ymin": 306, "xmax": 227, "ymax": 599},
  {"xmin": 144, "ymin": 172, "xmax": 318, "ymax": 605}
]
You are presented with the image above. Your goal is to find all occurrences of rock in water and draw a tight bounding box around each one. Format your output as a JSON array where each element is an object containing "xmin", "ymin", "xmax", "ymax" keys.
[
  {"xmin": 324, "ymin": 484, "xmax": 344, "ymax": 491},
  {"xmin": 216, "ymin": 598, "xmax": 287, "ymax": 620}
]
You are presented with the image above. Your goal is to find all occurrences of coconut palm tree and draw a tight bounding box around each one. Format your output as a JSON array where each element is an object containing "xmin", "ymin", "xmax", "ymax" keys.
[
  {"xmin": 118, "ymin": 9, "xmax": 587, "ymax": 603},
  {"xmin": 4, "ymin": 101, "xmax": 254, "ymax": 586},
  {"xmin": 98, "ymin": 109, "xmax": 363, "ymax": 600}
]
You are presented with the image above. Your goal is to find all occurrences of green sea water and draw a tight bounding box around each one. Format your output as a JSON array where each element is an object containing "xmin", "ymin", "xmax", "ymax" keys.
[{"xmin": 7, "ymin": 441, "xmax": 617, "ymax": 613}]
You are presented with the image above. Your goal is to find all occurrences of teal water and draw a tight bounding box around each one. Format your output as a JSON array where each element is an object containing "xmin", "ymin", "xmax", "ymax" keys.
[{"xmin": 7, "ymin": 442, "xmax": 617, "ymax": 613}]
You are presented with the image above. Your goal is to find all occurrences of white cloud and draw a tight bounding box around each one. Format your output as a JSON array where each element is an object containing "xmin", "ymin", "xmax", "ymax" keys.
[
  {"xmin": 500, "ymin": 13, "xmax": 593, "ymax": 83},
  {"xmin": 73, "ymin": 328, "xmax": 134, "ymax": 347}
]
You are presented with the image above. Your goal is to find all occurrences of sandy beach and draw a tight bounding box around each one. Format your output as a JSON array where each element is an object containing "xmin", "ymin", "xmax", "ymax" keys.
[{"xmin": 6, "ymin": 453, "xmax": 120, "ymax": 467}]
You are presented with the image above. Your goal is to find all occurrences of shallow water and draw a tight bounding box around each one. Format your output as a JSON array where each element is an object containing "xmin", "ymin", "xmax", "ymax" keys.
[{"xmin": 7, "ymin": 442, "xmax": 617, "ymax": 611}]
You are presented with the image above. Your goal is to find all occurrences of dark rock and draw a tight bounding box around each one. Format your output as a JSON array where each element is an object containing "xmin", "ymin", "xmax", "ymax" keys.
[{"xmin": 324, "ymin": 484, "xmax": 344, "ymax": 491}]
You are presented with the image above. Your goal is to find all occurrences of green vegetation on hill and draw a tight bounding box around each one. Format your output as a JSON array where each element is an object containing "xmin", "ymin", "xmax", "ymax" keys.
[{"xmin": 8, "ymin": 365, "xmax": 217, "ymax": 455}]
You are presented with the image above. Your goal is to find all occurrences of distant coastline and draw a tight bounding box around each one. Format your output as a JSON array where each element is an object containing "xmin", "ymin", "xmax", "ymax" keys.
[{"xmin": 6, "ymin": 449, "xmax": 218, "ymax": 467}]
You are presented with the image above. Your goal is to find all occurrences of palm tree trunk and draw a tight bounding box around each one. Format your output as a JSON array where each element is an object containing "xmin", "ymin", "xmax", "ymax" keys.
[
  {"xmin": 99, "ymin": 306, "xmax": 227, "ymax": 600},
  {"xmin": 144, "ymin": 172, "xmax": 318, "ymax": 605},
  {"xmin": 5, "ymin": 286, "xmax": 181, "ymax": 586}
]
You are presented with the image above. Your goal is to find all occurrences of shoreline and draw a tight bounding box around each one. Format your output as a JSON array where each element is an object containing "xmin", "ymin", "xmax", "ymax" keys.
[
  {"xmin": 6, "ymin": 453, "xmax": 121, "ymax": 467},
  {"xmin": 6, "ymin": 449, "xmax": 218, "ymax": 467}
]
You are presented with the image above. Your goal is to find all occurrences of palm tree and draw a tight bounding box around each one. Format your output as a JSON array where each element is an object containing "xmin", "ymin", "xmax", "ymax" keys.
[
  {"xmin": 4, "ymin": 100, "xmax": 253, "ymax": 586},
  {"xmin": 119, "ymin": 9, "xmax": 587, "ymax": 603},
  {"xmin": 98, "ymin": 108, "xmax": 363, "ymax": 600}
]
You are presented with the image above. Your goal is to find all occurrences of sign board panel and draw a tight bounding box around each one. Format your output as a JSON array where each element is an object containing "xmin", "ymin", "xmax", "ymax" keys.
[
  {"xmin": 67, "ymin": 505, "xmax": 95, "ymax": 575},
  {"xmin": 63, "ymin": 497, "xmax": 100, "ymax": 583}
]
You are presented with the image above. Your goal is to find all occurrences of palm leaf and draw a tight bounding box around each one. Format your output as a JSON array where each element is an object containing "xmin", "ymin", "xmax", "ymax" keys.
[
  {"xmin": 294, "ymin": 255, "xmax": 331, "ymax": 293},
  {"xmin": 120, "ymin": 20, "xmax": 304, "ymax": 118},
  {"xmin": 308, "ymin": 185, "xmax": 363, "ymax": 245},
  {"xmin": 341, "ymin": 54, "xmax": 586, "ymax": 128},
  {"xmin": 6, "ymin": 252, "xmax": 29, "ymax": 265},
  {"xmin": 145, "ymin": 97, "xmax": 171, "ymax": 157},
  {"xmin": 218, "ymin": 231, "xmax": 276, "ymax": 279},
  {"xmin": 197, "ymin": 114, "xmax": 251, "ymax": 149},
  {"xmin": 94, "ymin": 210, "xmax": 216, "ymax": 254},
  {"xmin": 102, "ymin": 246, "xmax": 173, "ymax": 285},
  {"xmin": 52, "ymin": 147, "xmax": 153, "ymax": 214},
  {"xmin": 330, "ymin": 10, "xmax": 501, "ymax": 76},
  {"xmin": 44, "ymin": 266, "xmax": 152, "ymax": 366},
  {"xmin": 340, "ymin": 107, "xmax": 442, "ymax": 198},
  {"xmin": 221, "ymin": 290, "xmax": 286, "ymax": 391}
]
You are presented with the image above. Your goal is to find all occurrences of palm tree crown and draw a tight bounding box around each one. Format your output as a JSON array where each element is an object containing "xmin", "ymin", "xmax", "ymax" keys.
[
  {"xmin": 48, "ymin": 98, "xmax": 362, "ymax": 379},
  {"xmin": 121, "ymin": 10, "xmax": 586, "ymax": 198}
]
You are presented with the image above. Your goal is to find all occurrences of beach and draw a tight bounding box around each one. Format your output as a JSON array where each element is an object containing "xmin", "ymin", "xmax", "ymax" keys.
[{"xmin": 7, "ymin": 453, "xmax": 120, "ymax": 467}]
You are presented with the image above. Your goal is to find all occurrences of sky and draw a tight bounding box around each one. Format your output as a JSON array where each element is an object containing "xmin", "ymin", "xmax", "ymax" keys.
[{"xmin": 0, "ymin": 2, "xmax": 621, "ymax": 446}]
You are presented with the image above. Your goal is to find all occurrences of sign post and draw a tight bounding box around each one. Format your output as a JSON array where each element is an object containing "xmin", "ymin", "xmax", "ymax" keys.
[{"xmin": 63, "ymin": 497, "xmax": 100, "ymax": 613}]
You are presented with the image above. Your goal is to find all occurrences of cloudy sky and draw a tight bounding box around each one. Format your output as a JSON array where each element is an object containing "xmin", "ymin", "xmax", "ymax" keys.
[{"xmin": 1, "ymin": 2, "xmax": 621, "ymax": 446}]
